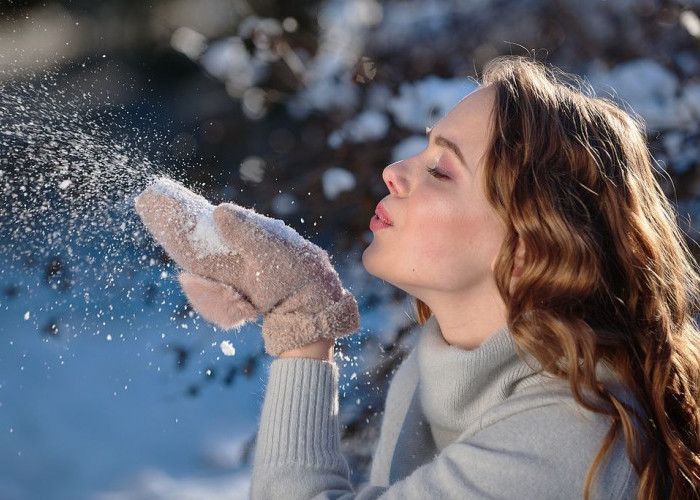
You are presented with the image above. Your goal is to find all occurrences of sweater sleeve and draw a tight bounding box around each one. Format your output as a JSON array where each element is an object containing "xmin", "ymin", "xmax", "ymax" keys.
[{"xmin": 250, "ymin": 357, "xmax": 637, "ymax": 500}]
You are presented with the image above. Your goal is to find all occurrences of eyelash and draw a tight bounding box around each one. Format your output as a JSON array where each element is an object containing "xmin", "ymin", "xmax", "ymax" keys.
[{"xmin": 426, "ymin": 165, "xmax": 450, "ymax": 180}]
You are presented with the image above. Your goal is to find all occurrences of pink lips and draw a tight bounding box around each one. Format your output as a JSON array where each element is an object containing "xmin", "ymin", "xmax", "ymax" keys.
[{"xmin": 370, "ymin": 203, "xmax": 393, "ymax": 232}]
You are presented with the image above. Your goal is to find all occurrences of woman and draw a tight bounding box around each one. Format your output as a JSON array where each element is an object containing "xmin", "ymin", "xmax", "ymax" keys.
[{"xmin": 135, "ymin": 56, "xmax": 700, "ymax": 498}]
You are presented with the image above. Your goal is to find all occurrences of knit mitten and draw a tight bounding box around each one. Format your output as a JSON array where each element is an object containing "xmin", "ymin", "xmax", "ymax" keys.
[{"xmin": 134, "ymin": 178, "xmax": 359, "ymax": 356}]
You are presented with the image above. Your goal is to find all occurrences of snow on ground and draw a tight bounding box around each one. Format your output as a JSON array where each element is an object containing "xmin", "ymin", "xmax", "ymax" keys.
[
  {"xmin": 0, "ymin": 247, "xmax": 264, "ymax": 499},
  {"xmin": 96, "ymin": 469, "xmax": 252, "ymax": 500}
]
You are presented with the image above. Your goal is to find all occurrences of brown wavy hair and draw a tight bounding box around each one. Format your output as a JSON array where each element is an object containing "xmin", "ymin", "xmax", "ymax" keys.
[{"xmin": 415, "ymin": 56, "xmax": 700, "ymax": 498}]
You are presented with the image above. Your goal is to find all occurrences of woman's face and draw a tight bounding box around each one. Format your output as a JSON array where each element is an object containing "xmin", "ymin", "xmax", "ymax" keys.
[{"xmin": 362, "ymin": 85, "xmax": 506, "ymax": 303}]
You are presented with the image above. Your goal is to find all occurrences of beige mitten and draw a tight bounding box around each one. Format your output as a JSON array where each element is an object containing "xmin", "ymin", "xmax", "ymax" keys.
[{"xmin": 134, "ymin": 178, "xmax": 359, "ymax": 356}]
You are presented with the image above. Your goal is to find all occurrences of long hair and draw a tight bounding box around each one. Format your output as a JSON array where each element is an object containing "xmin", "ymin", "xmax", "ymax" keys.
[{"xmin": 416, "ymin": 56, "xmax": 700, "ymax": 498}]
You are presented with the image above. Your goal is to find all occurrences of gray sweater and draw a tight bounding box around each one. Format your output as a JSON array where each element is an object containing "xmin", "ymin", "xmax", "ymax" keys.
[{"xmin": 251, "ymin": 317, "xmax": 639, "ymax": 499}]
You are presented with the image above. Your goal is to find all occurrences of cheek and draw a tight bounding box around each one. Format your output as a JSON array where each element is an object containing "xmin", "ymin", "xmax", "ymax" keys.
[
  {"xmin": 410, "ymin": 197, "xmax": 504, "ymax": 271},
  {"xmin": 362, "ymin": 187, "xmax": 506, "ymax": 289},
  {"xmin": 410, "ymin": 197, "xmax": 474, "ymax": 248}
]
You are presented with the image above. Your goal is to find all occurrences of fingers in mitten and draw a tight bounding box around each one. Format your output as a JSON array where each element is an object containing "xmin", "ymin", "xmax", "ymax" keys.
[
  {"xmin": 135, "ymin": 189, "xmax": 201, "ymax": 268},
  {"xmin": 136, "ymin": 178, "xmax": 212, "ymax": 227},
  {"xmin": 135, "ymin": 179, "xmax": 241, "ymax": 279},
  {"xmin": 213, "ymin": 203, "xmax": 317, "ymax": 258},
  {"xmin": 179, "ymin": 272, "xmax": 258, "ymax": 329},
  {"xmin": 213, "ymin": 203, "xmax": 327, "ymax": 304}
]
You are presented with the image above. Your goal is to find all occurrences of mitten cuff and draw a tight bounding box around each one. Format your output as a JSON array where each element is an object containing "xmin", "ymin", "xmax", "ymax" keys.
[{"xmin": 262, "ymin": 291, "xmax": 359, "ymax": 356}]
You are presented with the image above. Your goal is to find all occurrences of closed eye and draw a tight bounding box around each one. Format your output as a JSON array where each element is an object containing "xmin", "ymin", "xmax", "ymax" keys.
[{"xmin": 427, "ymin": 165, "xmax": 450, "ymax": 180}]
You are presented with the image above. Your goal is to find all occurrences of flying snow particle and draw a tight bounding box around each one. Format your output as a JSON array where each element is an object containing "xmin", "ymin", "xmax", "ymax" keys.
[
  {"xmin": 23, "ymin": 311, "xmax": 30, "ymax": 320},
  {"xmin": 58, "ymin": 179, "xmax": 72, "ymax": 190},
  {"xmin": 220, "ymin": 340, "xmax": 236, "ymax": 356}
]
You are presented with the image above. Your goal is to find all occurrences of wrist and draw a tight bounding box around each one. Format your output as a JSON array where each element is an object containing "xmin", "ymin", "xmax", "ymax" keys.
[{"xmin": 278, "ymin": 338, "xmax": 334, "ymax": 361}]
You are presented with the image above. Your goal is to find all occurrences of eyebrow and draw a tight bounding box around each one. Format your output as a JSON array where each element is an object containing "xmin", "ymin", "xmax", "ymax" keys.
[{"xmin": 426, "ymin": 128, "xmax": 468, "ymax": 170}]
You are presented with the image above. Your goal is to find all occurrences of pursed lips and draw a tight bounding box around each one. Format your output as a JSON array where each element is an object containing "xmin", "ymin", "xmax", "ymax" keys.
[{"xmin": 375, "ymin": 203, "xmax": 393, "ymax": 225}]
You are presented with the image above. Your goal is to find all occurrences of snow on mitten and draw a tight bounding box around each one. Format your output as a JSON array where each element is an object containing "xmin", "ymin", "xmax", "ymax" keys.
[
  {"xmin": 134, "ymin": 178, "xmax": 258, "ymax": 328},
  {"xmin": 208, "ymin": 201, "xmax": 359, "ymax": 355},
  {"xmin": 134, "ymin": 178, "xmax": 359, "ymax": 356}
]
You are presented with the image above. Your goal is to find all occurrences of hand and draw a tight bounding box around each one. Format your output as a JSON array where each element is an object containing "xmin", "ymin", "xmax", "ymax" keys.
[{"xmin": 134, "ymin": 178, "xmax": 359, "ymax": 356}]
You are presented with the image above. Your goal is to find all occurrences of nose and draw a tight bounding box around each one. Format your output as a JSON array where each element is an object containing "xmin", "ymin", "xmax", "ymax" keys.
[{"xmin": 382, "ymin": 161, "xmax": 408, "ymax": 197}]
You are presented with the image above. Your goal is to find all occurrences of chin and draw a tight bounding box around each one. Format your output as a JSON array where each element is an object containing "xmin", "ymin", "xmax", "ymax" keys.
[
  {"xmin": 362, "ymin": 246, "xmax": 396, "ymax": 283},
  {"xmin": 361, "ymin": 250, "xmax": 418, "ymax": 297},
  {"xmin": 361, "ymin": 246, "xmax": 381, "ymax": 277}
]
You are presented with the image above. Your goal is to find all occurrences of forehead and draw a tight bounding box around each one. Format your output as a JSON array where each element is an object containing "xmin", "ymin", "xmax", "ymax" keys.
[{"xmin": 433, "ymin": 85, "xmax": 496, "ymax": 144}]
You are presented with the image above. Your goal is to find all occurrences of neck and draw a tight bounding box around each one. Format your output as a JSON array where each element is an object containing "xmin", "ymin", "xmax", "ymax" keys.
[{"xmin": 418, "ymin": 281, "xmax": 508, "ymax": 350}]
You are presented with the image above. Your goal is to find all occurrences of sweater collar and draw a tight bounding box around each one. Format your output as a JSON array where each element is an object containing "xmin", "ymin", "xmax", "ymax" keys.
[{"xmin": 416, "ymin": 316, "xmax": 538, "ymax": 449}]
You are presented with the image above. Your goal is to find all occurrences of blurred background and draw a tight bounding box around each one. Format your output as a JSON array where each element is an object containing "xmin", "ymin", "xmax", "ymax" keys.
[{"xmin": 0, "ymin": 0, "xmax": 699, "ymax": 498}]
